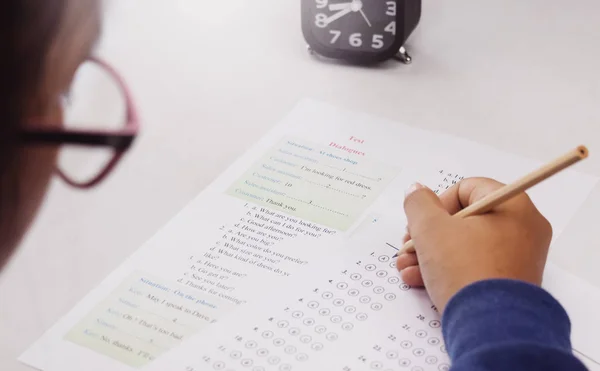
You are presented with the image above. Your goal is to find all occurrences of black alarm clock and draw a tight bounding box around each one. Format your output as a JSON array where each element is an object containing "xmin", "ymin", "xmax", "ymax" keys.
[{"xmin": 301, "ymin": 0, "xmax": 421, "ymax": 64}]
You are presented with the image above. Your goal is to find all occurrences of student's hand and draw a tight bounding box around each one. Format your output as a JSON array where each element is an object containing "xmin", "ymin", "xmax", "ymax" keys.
[{"xmin": 396, "ymin": 178, "xmax": 553, "ymax": 313}]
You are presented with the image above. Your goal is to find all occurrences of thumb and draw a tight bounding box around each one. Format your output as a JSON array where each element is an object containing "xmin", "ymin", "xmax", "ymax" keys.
[{"xmin": 404, "ymin": 183, "xmax": 450, "ymax": 233}]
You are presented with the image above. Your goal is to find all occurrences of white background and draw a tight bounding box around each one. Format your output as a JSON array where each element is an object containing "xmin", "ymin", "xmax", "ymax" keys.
[{"xmin": 1, "ymin": 0, "xmax": 600, "ymax": 370}]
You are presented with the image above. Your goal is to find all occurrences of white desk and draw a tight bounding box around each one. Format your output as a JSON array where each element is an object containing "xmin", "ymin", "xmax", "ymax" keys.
[{"xmin": 2, "ymin": 0, "xmax": 600, "ymax": 370}]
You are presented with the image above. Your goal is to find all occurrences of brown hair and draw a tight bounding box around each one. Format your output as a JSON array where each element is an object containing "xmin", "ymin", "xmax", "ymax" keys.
[{"xmin": 0, "ymin": 0, "xmax": 67, "ymax": 231}]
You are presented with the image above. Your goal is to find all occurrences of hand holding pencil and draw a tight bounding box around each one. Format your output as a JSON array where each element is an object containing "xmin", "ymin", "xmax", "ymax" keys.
[{"xmin": 396, "ymin": 146, "xmax": 588, "ymax": 313}]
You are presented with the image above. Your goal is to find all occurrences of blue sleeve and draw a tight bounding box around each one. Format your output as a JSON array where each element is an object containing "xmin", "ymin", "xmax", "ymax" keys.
[{"xmin": 441, "ymin": 279, "xmax": 588, "ymax": 371}]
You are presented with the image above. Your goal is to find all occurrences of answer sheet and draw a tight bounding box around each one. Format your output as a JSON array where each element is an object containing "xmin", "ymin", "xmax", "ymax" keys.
[
  {"xmin": 149, "ymin": 220, "xmax": 600, "ymax": 371},
  {"xmin": 20, "ymin": 100, "xmax": 598, "ymax": 371}
]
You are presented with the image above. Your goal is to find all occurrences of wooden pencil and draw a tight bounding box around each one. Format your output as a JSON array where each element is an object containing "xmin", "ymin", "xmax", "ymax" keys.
[{"xmin": 394, "ymin": 145, "xmax": 589, "ymax": 257}]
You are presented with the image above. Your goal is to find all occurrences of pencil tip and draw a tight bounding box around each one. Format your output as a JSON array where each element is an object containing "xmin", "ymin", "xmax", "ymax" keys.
[{"xmin": 392, "ymin": 253, "xmax": 398, "ymax": 259}]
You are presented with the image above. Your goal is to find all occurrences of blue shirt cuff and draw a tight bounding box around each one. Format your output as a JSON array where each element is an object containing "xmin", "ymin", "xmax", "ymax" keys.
[{"xmin": 442, "ymin": 279, "xmax": 572, "ymax": 363}]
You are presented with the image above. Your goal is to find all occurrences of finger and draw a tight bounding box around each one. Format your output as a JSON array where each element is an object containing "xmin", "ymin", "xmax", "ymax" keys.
[
  {"xmin": 403, "ymin": 232, "xmax": 411, "ymax": 243},
  {"xmin": 400, "ymin": 265, "xmax": 425, "ymax": 287},
  {"xmin": 438, "ymin": 177, "xmax": 506, "ymax": 215},
  {"xmin": 401, "ymin": 230, "xmax": 413, "ymax": 254},
  {"xmin": 404, "ymin": 183, "xmax": 450, "ymax": 233},
  {"xmin": 396, "ymin": 253, "xmax": 418, "ymax": 271}
]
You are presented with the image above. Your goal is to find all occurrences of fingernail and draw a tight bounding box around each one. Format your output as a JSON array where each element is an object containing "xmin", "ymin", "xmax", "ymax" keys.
[{"xmin": 405, "ymin": 182, "xmax": 423, "ymax": 197}]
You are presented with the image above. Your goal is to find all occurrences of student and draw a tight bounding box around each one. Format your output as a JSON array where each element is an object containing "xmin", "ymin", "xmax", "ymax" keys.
[{"xmin": 0, "ymin": 1, "xmax": 589, "ymax": 370}]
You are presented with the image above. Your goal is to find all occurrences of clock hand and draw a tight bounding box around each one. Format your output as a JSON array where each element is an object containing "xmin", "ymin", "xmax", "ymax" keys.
[
  {"xmin": 324, "ymin": 7, "xmax": 353, "ymax": 25},
  {"xmin": 329, "ymin": 3, "xmax": 352, "ymax": 11},
  {"xmin": 359, "ymin": 9, "xmax": 372, "ymax": 27}
]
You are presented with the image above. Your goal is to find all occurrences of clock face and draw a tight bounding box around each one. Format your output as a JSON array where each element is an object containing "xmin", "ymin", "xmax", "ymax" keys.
[{"xmin": 302, "ymin": 0, "xmax": 401, "ymax": 58}]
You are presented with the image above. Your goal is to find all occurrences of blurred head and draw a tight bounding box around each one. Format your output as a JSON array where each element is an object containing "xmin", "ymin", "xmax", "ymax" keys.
[{"xmin": 0, "ymin": 0, "xmax": 101, "ymax": 268}]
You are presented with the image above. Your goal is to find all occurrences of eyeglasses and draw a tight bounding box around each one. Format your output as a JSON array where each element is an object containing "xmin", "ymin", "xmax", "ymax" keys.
[{"xmin": 20, "ymin": 57, "xmax": 140, "ymax": 189}]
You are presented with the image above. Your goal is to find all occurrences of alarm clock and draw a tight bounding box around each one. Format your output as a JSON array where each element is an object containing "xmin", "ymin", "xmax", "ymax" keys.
[{"xmin": 301, "ymin": 0, "xmax": 421, "ymax": 64}]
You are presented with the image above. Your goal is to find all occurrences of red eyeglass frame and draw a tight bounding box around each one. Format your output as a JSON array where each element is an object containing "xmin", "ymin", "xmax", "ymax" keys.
[{"xmin": 19, "ymin": 57, "xmax": 140, "ymax": 189}]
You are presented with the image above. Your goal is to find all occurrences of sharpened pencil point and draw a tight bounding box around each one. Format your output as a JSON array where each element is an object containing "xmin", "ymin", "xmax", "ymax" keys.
[{"xmin": 392, "ymin": 253, "xmax": 399, "ymax": 259}]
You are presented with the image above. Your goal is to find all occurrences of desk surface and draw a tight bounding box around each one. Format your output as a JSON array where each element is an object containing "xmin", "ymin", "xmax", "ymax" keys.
[{"xmin": 2, "ymin": 0, "xmax": 600, "ymax": 370}]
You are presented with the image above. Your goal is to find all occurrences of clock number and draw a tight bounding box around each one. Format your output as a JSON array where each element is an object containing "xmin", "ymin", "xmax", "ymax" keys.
[
  {"xmin": 316, "ymin": 0, "xmax": 328, "ymax": 9},
  {"xmin": 315, "ymin": 13, "xmax": 328, "ymax": 28},
  {"xmin": 372, "ymin": 34, "xmax": 384, "ymax": 49},
  {"xmin": 384, "ymin": 21, "xmax": 396, "ymax": 36},
  {"xmin": 386, "ymin": 1, "xmax": 397, "ymax": 16},
  {"xmin": 329, "ymin": 30, "xmax": 341, "ymax": 44},
  {"xmin": 349, "ymin": 33, "xmax": 362, "ymax": 47}
]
